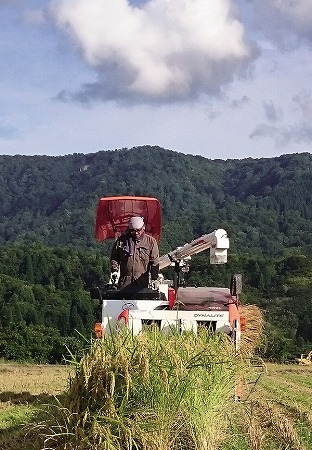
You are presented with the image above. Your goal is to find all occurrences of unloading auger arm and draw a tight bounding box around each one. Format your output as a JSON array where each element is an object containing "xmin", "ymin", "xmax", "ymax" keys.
[{"xmin": 157, "ymin": 229, "xmax": 229, "ymax": 270}]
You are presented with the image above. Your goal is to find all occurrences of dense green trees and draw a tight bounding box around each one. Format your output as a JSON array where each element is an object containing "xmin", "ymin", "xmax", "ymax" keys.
[
  {"xmin": 1, "ymin": 147, "xmax": 312, "ymax": 256},
  {"xmin": 1, "ymin": 147, "xmax": 312, "ymax": 362},
  {"xmin": 0, "ymin": 244, "xmax": 311, "ymax": 363},
  {"xmin": 0, "ymin": 246, "xmax": 109, "ymax": 363},
  {"xmin": 0, "ymin": 323, "xmax": 84, "ymax": 363}
]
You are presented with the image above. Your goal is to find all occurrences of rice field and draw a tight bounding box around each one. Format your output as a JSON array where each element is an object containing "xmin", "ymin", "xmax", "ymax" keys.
[
  {"xmin": 0, "ymin": 344, "xmax": 311, "ymax": 449},
  {"xmin": 0, "ymin": 363, "xmax": 70, "ymax": 450},
  {"xmin": 225, "ymin": 363, "xmax": 312, "ymax": 450}
]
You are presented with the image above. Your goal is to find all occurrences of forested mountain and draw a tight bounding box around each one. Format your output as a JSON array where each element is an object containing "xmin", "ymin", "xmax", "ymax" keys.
[
  {"xmin": 1, "ymin": 146, "xmax": 312, "ymax": 255},
  {"xmin": 1, "ymin": 147, "xmax": 312, "ymax": 364}
]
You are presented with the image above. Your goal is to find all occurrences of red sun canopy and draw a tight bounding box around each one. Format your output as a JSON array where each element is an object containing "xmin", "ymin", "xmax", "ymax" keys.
[{"xmin": 95, "ymin": 196, "xmax": 162, "ymax": 242}]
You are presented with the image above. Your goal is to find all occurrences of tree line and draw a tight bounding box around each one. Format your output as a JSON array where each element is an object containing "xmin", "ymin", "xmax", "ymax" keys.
[
  {"xmin": 0, "ymin": 245, "xmax": 311, "ymax": 363},
  {"xmin": 1, "ymin": 147, "xmax": 312, "ymax": 257}
]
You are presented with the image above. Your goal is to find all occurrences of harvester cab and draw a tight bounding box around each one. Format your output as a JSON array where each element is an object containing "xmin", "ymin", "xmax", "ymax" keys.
[{"xmin": 91, "ymin": 196, "xmax": 243, "ymax": 348}]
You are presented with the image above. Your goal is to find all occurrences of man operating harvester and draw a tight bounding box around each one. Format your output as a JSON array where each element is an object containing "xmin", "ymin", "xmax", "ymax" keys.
[{"xmin": 110, "ymin": 216, "xmax": 159, "ymax": 291}]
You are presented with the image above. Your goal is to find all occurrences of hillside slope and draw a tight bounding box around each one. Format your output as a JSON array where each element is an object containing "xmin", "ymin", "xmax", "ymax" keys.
[{"xmin": 1, "ymin": 147, "xmax": 312, "ymax": 255}]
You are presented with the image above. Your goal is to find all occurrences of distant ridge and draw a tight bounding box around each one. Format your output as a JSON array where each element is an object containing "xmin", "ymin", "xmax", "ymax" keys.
[{"xmin": 1, "ymin": 146, "xmax": 312, "ymax": 255}]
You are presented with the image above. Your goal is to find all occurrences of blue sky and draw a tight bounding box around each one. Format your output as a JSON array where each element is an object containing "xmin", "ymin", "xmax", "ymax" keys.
[{"xmin": 1, "ymin": 0, "xmax": 312, "ymax": 160}]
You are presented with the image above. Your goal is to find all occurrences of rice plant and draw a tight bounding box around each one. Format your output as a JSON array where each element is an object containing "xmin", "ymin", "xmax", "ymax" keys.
[
  {"xmin": 239, "ymin": 304, "xmax": 264, "ymax": 358},
  {"xmin": 41, "ymin": 327, "xmax": 245, "ymax": 450}
]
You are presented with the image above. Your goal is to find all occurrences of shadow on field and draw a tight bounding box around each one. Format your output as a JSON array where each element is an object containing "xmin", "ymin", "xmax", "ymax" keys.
[
  {"xmin": 0, "ymin": 426, "xmax": 45, "ymax": 450},
  {"xmin": 0, "ymin": 393, "xmax": 62, "ymax": 450},
  {"xmin": 0, "ymin": 406, "xmax": 46, "ymax": 450},
  {"xmin": 0, "ymin": 391, "xmax": 54, "ymax": 405}
]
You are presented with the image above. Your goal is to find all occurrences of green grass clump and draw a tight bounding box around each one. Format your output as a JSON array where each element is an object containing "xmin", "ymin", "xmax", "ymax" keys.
[
  {"xmin": 42, "ymin": 328, "xmax": 243, "ymax": 450},
  {"xmin": 0, "ymin": 405, "xmax": 35, "ymax": 431}
]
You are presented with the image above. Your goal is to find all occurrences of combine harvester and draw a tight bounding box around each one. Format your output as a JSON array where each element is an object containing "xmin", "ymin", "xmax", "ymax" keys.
[{"xmin": 91, "ymin": 196, "xmax": 245, "ymax": 350}]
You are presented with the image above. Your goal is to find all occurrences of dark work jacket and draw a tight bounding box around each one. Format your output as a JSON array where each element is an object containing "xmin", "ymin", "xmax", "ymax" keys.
[{"xmin": 110, "ymin": 232, "xmax": 159, "ymax": 290}]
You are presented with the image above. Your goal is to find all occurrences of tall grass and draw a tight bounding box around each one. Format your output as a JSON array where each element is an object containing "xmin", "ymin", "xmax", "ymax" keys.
[{"xmin": 42, "ymin": 328, "xmax": 244, "ymax": 450}]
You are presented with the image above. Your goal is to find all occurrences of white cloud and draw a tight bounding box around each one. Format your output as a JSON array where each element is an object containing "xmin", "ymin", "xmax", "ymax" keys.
[
  {"xmin": 273, "ymin": 0, "xmax": 312, "ymax": 27},
  {"xmin": 48, "ymin": 0, "xmax": 254, "ymax": 103},
  {"xmin": 231, "ymin": 95, "xmax": 250, "ymax": 108},
  {"xmin": 1, "ymin": 0, "xmax": 312, "ymax": 160},
  {"xmin": 263, "ymin": 101, "xmax": 283, "ymax": 123},
  {"xmin": 250, "ymin": 122, "xmax": 312, "ymax": 148},
  {"xmin": 251, "ymin": 0, "xmax": 312, "ymax": 49},
  {"xmin": 293, "ymin": 90, "xmax": 312, "ymax": 123}
]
